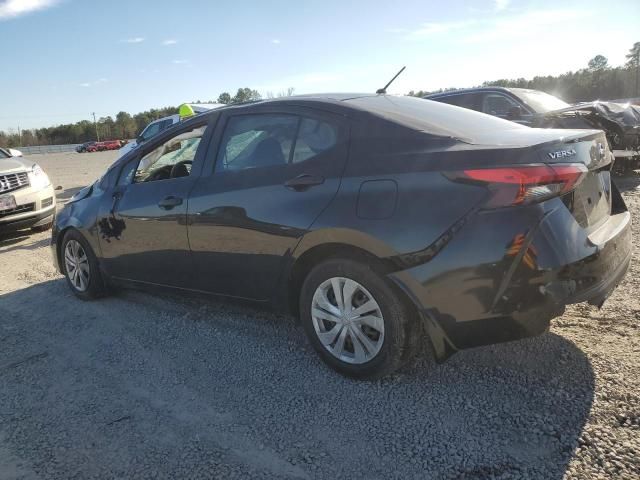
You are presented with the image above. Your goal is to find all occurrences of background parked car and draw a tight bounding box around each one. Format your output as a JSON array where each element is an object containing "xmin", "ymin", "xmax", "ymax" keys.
[
  {"xmin": 76, "ymin": 141, "xmax": 97, "ymax": 153},
  {"xmin": 117, "ymin": 103, "xmax": 225, "ymax": 159},
  {"xmin": 425, "ymin": 87, "xmax": 640, "ymax": 170},
  {"xmin": 0, "ymin": 147, "xmax": 56, "ymax": 233},
  {"xmin": 100, "ymin": 140, "xmax": 122, "ymax": 151}
]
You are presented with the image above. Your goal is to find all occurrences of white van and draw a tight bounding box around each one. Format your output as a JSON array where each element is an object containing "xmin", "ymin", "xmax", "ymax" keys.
[{"xmin": 118, "ymin": 103, "xmax": 224, "ymax": 158}]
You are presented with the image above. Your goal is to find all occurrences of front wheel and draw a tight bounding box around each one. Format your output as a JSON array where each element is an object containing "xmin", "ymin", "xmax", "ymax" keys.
[
  {"xmin": 61, "ymin": 230, "xmax": 106, "ymax": 300},
  {"xmin": 300, "ymin": 259, "xmax": 416, "ymax": 379}
]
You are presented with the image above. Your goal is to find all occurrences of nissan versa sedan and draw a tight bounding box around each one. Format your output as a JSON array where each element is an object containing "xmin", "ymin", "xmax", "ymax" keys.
[{"xmin": 51, "ymin": 95, "xmax": 632, "ymax": 378}]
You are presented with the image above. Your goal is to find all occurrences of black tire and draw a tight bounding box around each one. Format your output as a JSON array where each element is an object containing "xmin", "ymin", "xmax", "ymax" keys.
[
  {"xmin": 299, "ymin": 258, "xmax": 417, "ymax": 379},
  {"xmin": 60, "ymin": 229, "xmax": 107, "ymax": 300}
]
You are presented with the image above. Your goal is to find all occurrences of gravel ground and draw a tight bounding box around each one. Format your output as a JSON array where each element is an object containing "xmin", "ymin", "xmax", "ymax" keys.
[{"xmin": 0, "ymin": 151, "xmax": 638, "ymax": 479}]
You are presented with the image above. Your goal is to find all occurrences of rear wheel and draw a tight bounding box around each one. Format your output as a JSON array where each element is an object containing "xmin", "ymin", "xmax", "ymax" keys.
[
  {"xmin": 61, "ymin": 230, "xmax": 106, "ymax": 300},
  {"xmin": 300, "ymin": 259, "xmax": 415, "ymax": 379}
]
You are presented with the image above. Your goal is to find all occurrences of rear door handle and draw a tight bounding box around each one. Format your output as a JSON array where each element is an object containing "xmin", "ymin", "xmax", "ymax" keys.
[
  {"xmin": 158, "ymin": 196, "xmax": 183, "ymax": 210},
  {"xmin": 284, "ymin": 174, "xmax": 325, "ymax": 191}
]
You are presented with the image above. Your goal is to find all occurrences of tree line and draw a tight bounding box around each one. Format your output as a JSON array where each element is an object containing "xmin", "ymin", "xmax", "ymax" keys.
[
  {"xmin": 0, "ymin": 107, "xmax": 179, "ymax": 149},
  {"xmin": 1, "ymin": 43, "xmax": 638, "ymax": 149},
  {"xmin": 408, "ymin": 42, "xmax": 640, "ymax": 102},
  {"xmin": 0, "ymin": 87, "xmax": 278, "ymax": 149}
]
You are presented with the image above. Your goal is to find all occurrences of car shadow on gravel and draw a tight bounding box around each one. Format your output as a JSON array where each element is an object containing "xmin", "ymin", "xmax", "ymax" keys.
[
  {"xmin": 613, "ymin": 171, "xmax": 640, "ymax": 193},
  {"xmin": 0, "ymin": 280, "xmax": 595, "ymax": 479},
  {"xmin": 54, "ymin": 186, "xmax": 84, "ymax": 203},
  {"xmin": 0, "ymin": 231, "xmax": 32, "ymax": 247},
  {"xmin": 0, "ymin": 236, "xmax": 49, "ymax": 253}
]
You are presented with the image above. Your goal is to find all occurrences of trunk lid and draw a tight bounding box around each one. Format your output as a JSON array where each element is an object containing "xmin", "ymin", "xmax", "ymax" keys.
[{"xmin": 535, "ymin": 130, "xmax": 613, "ymax": 230}]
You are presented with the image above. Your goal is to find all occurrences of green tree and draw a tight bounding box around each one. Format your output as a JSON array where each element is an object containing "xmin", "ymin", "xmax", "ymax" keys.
[
  {"xmin": 217, "ymin": 92, "xmax": 231, "ymax": 104},
  {"xmin": 115, "ymin": 111, "xmax": 137, "ymax": 139},
  {"xmin": 231, "ymin": 87, "xmax": 261, "ymax": 104},
  {"xmin": 588, "ymin": 55, "xmax": 609, "ymax": 71},
  {"xmin": 625, "ymin": 42, "xmax": 640, "ymax": 69},
  {"xmin": 626, "ymin": 42, "xmax": 640, "ymax": 97}
]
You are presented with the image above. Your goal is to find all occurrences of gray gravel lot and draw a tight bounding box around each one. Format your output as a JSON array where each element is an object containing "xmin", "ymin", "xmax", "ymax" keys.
[{"xmin": 0, "ymin": 151, "xmax": 639, "ymax": 479}]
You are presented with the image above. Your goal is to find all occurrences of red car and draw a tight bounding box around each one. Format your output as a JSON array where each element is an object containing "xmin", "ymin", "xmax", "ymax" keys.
[
  {"xmin": 100, "ymin": 140, "xmax": 122, "ymax": 151},
  {"xmin": 87, "ymin": 140, "xmax": 122, "ymax": 152}
]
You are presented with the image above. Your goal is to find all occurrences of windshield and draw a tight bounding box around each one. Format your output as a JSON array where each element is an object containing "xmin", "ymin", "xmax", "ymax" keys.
[
  {"xmin": 515, "ymin": 90, "xmax": 570, "ymax": 113},
  {"xmin": 0, "ymin": 148, "xmax": 9, "ymax": 159}
]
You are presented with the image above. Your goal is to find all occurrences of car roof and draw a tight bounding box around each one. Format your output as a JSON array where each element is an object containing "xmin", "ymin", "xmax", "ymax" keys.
[
  {"xmin": 425, "ymin": 87, "xmax": 517, "ymax": 98},
  {"xmin": 425, "ymin": 87, "xmax": 548, "ymax": 99},
  {"xmin": 184, "ymin": 94, "xmax": 382, "ymax": 121},
  {"xmin": 195, "ymin": 93, "xmax": 411, "ymax": 117}
]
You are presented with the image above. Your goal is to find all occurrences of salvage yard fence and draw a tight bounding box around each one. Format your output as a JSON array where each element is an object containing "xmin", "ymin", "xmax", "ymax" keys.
[{"xmin": 18, "ymin": 144, "xmax": 80, "ymax": 155}]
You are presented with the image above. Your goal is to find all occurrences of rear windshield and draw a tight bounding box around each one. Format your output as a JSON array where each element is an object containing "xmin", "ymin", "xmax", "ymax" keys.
[{"xmin": 345, "ymin": 95, "xmax": 526, "ymax": 141}]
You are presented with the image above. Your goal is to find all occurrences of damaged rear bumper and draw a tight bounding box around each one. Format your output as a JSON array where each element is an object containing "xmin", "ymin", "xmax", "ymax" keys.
[{"xmin": 387, "ymin": 193, "xmax": 632, "ymax": 362}]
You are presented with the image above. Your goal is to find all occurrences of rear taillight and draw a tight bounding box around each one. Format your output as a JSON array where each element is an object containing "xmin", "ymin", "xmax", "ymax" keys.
[{"xmin": 447, "ymin": 164, "xmax": 588, "ymax": 207}]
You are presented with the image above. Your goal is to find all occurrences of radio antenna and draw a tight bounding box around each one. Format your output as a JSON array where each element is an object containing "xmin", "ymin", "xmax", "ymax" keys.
[{"xmin": 376, "ymin": 66, "xmax": 406, "ymax": 94}]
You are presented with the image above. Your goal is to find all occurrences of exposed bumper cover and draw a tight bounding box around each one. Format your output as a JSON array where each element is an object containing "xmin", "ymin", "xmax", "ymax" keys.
[{"xmin": 388, "ymin": 193, "xmax": 632, "ymax": 361}]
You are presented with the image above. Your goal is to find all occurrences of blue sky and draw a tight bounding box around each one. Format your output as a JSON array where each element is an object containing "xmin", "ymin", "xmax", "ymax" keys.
[{"xmin": 1, "ymin": 0, "xmax": 638, "ymax": 131}]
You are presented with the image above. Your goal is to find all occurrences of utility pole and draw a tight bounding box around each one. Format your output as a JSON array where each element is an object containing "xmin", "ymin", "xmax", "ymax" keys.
[{"xmin": 92, "ymin": 112, "xmax": 100, "ymax": 141}]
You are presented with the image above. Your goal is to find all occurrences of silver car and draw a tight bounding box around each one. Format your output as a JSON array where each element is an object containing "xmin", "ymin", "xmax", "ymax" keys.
[{"xmin": 0, "ymin": 148, "xmax": 55, "ymax": 234}]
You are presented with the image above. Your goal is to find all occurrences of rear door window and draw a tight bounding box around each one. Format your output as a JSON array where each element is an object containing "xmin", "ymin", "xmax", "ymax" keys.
[
  {"xmin": 140, "ymin": 121, "xmax": 163, "ymax": 142},
  {"xmin": 432, "ymin": 93, "xmax": 482, "ymax": 112},
  {"xmin": 215, "ymin": 114, "xmax": 298, "ymax": 171},
  {"xmin": 292, "ymin": 118, "xmax": 338, "ymax": 163},
  {"xmin": 482, "ymin": 94, "xmax": 522, "ymax": 117},
  {"xmin": 160, "ymin": 119, "xmax": 174, "ymax": 131},
  {"xmin": 215, "ymin": 114, "xmax": 340, "ymax": 172}
]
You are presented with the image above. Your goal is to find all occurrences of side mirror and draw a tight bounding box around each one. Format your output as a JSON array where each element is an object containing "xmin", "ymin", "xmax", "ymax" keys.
[
  {"xmin": 8, "ymin": 148, "xmax": 23, "ymax": 157},
  {"xmin": 136, "ymin": 135, "xmax": 145, "ymax": 145},
  {"xmin": 507, "ymin": 106, "xmax": 523, "ymax": 120}
]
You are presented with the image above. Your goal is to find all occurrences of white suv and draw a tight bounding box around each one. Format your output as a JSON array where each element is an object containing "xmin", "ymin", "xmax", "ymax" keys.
[{"xmin": 0, "ymin": 148, "xmax": 56, "ymax": 234}]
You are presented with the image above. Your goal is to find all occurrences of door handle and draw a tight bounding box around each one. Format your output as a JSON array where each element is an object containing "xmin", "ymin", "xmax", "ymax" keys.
[
  {"xmin": 158, "ymin": 196, "xmax": 183, "ymax": 210},
  {"xmin": 284, "ymin": 174, "xmax": 325, "ymax": 191}
]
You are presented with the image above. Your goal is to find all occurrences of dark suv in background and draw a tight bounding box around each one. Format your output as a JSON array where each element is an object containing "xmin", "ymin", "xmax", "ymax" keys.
[
  {"xmin": 426, "ymin": 87, "xmax": 640, "ymax": 169},
  {"xmin": 425, "ymin": 87, "xmax": 570, "ymax": 124}
]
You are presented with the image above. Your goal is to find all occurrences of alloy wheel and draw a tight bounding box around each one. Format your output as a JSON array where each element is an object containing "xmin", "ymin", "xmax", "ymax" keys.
[
  {"xmin": 311, "ymin": 277, "xmax": 385, "ymax": 364},
  {"xmin": 64, "ymin": 239, "xmax": 90, "ymax": 292}
]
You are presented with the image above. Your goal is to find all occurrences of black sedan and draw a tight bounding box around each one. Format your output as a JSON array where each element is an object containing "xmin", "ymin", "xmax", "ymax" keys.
[{"xmin": 51, "ymin": 95, "xmax": 632, "ymax": 378}]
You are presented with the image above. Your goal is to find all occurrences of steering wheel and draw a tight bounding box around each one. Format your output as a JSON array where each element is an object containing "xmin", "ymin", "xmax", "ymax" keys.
[{"xmin": 170, "ymin": 160, "xmax": 193, "ymax": 178}]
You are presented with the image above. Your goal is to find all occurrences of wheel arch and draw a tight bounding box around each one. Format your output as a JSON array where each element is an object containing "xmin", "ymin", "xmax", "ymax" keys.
[
  {"xmin": 54, "ymin": 224, "xmax": 82, "ymax": 274},
  {"xmin": 284, "ymin": 232, "xmax": 445, "ymax": 364},
  {"xmin": 287, "ymin": 244, "xmax": 385, "ymax": 316},
  {"xmin": 54, "ymin": 214, "xmax": 95, "ymax": 275},
  {"xmin": 285, "ymin": 228, "xmax": 414, "ymax": 317}
]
